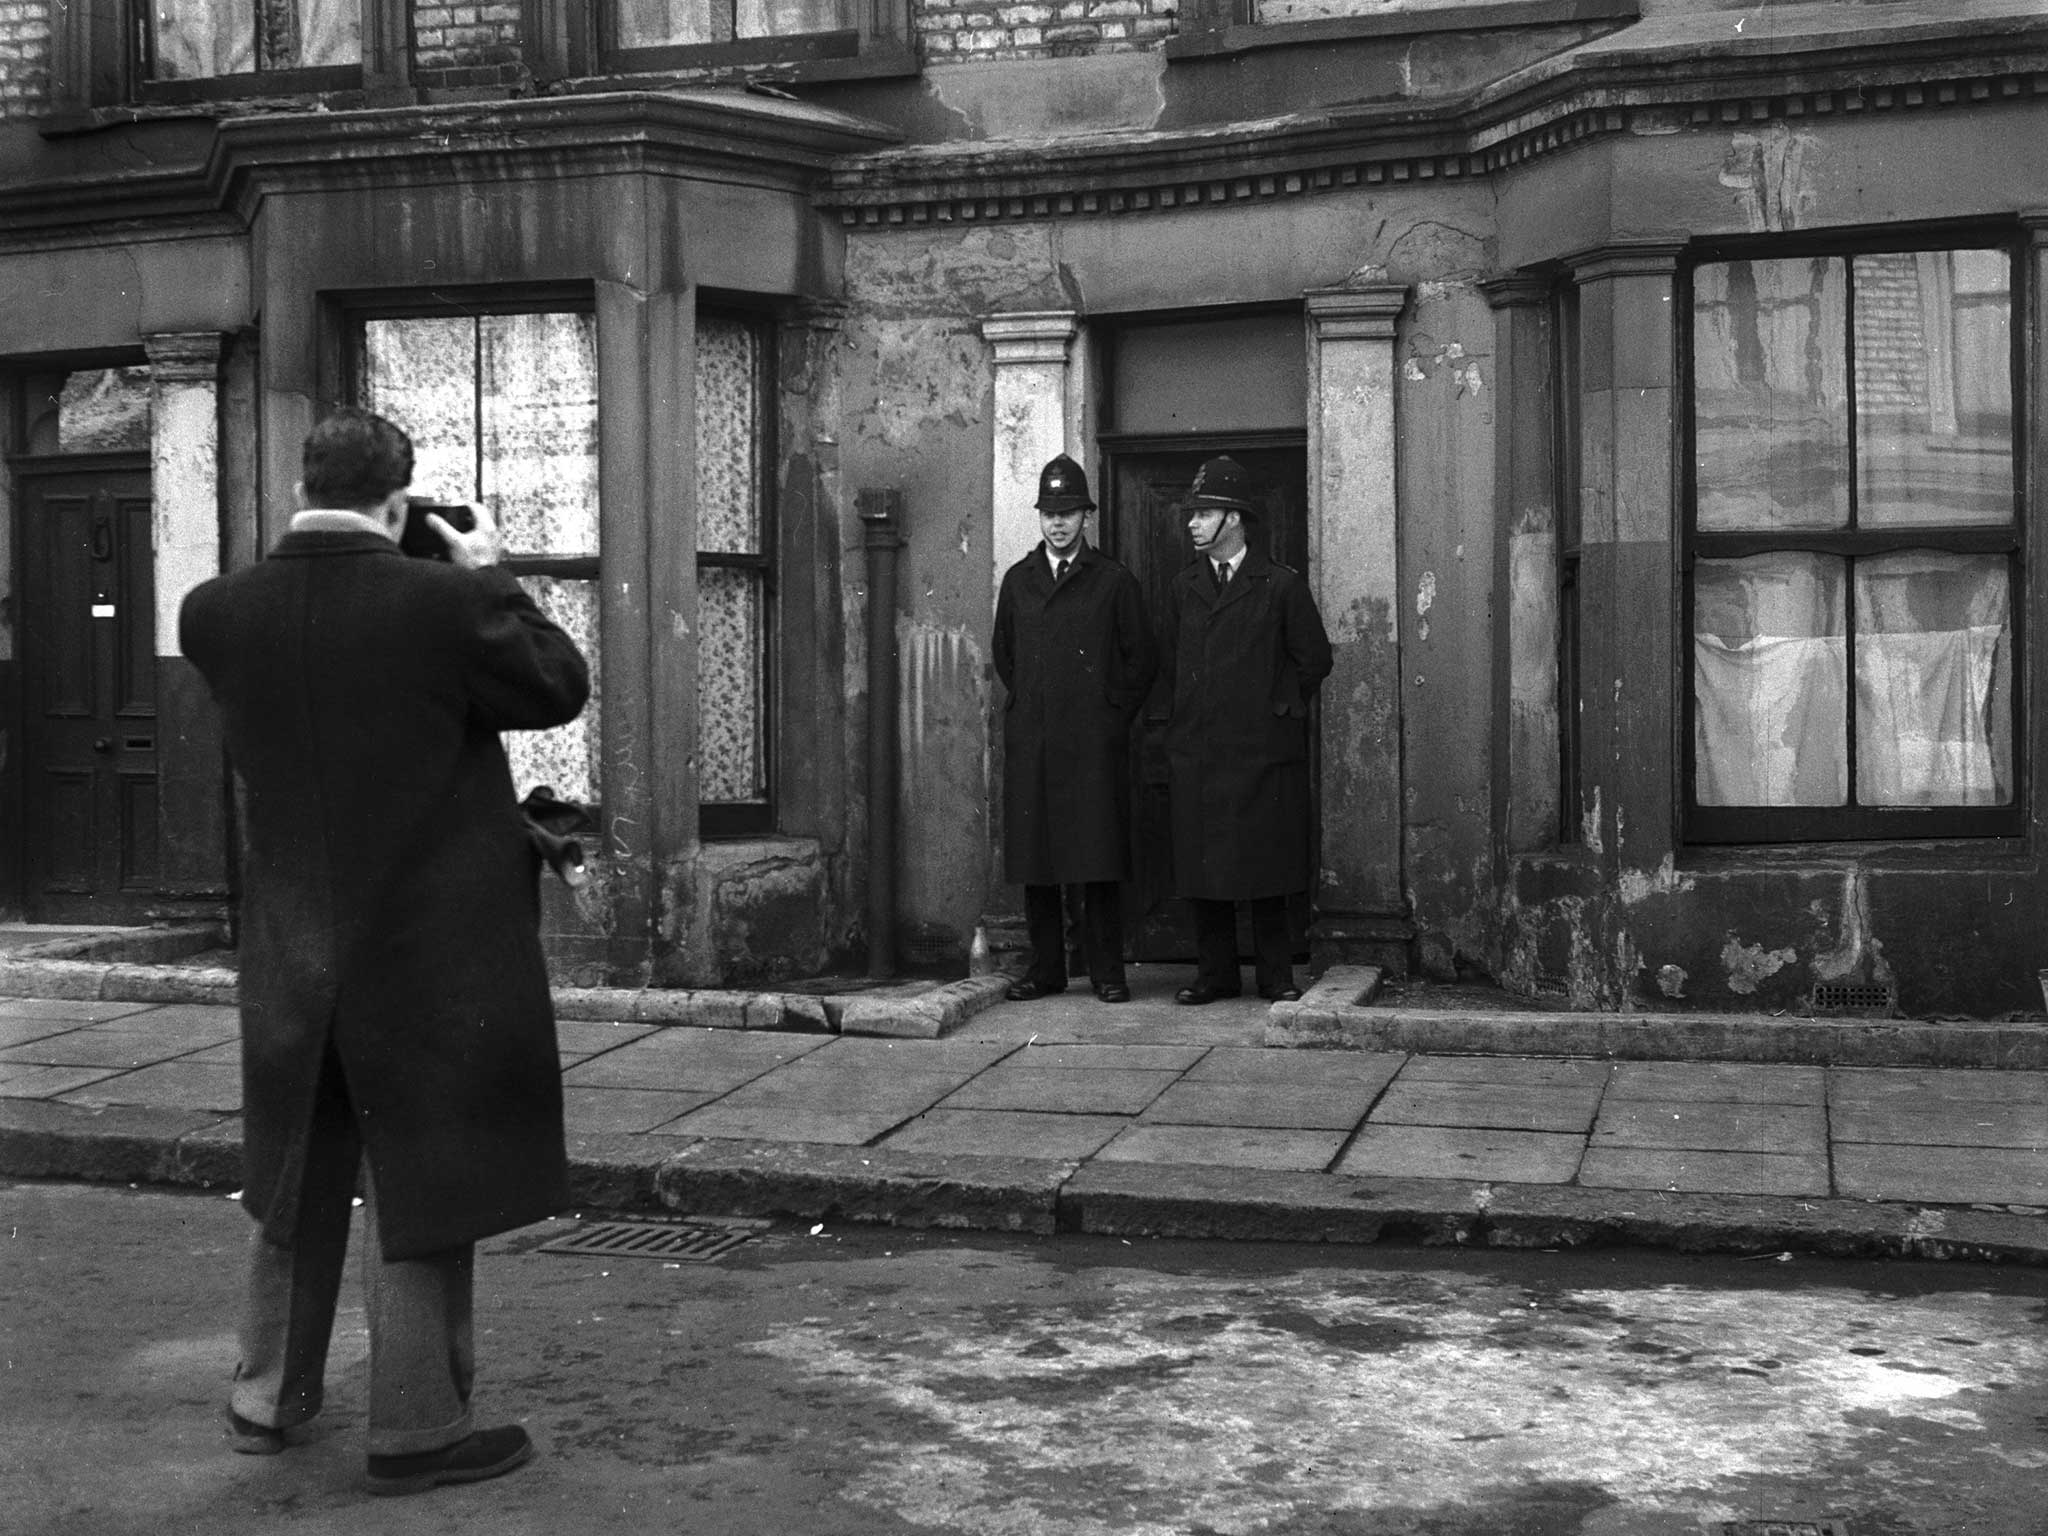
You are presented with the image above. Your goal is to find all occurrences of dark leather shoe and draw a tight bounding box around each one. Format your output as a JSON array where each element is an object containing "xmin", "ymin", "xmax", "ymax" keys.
[
  {"xmin": 226, "ymin": 1410, "xmax": 287, "ymax": 1456},
  {"xmin": 366, "ymin": 1425, "xmax": 535, "ymax": 1497},
  {"xmin": 1174, "ymin": 984, "xmax": 1241, "ymax": 1006},
  {"xmin": 1263, "ymin": 987, "xmax": 1303, "ymax": 1003},
  {"xmin": 1094, "ymin": 983, "xmax": 1131, "ymax": 1004},
  {"xmin": 1004, "ymin": 978, "xmax": 1066, "ymax": 1002}
]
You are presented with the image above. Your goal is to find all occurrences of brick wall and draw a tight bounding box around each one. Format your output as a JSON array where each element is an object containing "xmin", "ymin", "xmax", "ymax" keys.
[
  {"xmin": 412, "ymin": 0, "xmax": 527, "ymax": 88},
  {"xmin": 917, "ymin": 0, "xmax": 1179, "ymax": 62},
  {"xmin": 0, "ymin": 0, "xmax": 51, "ymax": 120}
]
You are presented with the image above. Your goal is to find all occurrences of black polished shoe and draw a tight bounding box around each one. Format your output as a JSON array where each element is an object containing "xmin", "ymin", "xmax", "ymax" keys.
[
  {"xmin": 1094, "ymin": 983, "xmax": 1131, "ymax": 1004},
  {"xmin": 1262, "ymin": 987, "xmax": 1303, "ymax": 1003},
  {"xmin": 366, "ymin": 1425, "xmax": 535, "ymax": 1497},
  {"xmin": 1004, "ymin": 978, "xmax": 1066, "ymax": 1002},
  {"xmin": 1174, "ymin": 984, "xmax": 1242, "ymax": 1007},
  {"xmin": 226, "ymin": 1409, "xmax": 287, "ymax": 1456}
]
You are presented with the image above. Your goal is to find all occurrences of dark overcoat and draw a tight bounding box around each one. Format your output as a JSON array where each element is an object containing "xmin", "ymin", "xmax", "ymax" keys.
[
  {"xmin": 1162, "ymin": 547, "xmax": 1334, "ymax": 901},
  {"xmin": 993, "ymin": 542, "xmax": 1157, "ymax": 887},
  {"xmin": 179, "ymin": 529, "xmax": 590, "ymax": 1261}
]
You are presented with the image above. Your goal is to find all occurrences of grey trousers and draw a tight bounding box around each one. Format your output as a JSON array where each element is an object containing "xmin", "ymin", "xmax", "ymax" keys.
[{"xmin": 229, "ymin": 1065, "xmax": 476, "ymax": 1456}]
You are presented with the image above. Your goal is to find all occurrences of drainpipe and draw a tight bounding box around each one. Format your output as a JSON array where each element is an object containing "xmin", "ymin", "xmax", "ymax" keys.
[{"xmin": 858, "ymin": 489, "xmax": 904, "ymax": 980}]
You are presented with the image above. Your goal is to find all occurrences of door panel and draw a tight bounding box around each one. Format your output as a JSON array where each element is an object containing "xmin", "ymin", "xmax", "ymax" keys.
[
  {"xmin": 1105, "ymin": 444, "xmax": 1312, "ymax": 964},
  {"xmin": 19, "ymin": 466, "xmax": 159, "ymax": 921}
]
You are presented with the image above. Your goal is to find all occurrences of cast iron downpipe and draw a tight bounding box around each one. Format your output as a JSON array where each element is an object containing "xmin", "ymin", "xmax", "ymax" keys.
[{"xmin": 858, "ymin": 489, "xmax": 904, "ymax": 980}]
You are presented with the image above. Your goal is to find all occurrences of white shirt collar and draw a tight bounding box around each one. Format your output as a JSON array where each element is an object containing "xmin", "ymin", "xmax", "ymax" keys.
[
  {"xmin": 291, "ymin": 509, "xmax": 394, "ymax": 540},
  {"xmin": 1044, "ymin": 540, "xmax": 1086, "ymax": 578},
  {"xmin": 1213, "ymin": 546, "xmax": 1246, "ymax": 579}
]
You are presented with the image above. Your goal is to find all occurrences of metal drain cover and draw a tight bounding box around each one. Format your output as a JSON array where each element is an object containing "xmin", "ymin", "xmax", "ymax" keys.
[
  {"xmin": 1701, "ymin": 1522, "xmax": 1850, "ymax": 1536},
  {"xmin": 540, "ymin": 1216, "xmax": 768, "ymax": 1263}
]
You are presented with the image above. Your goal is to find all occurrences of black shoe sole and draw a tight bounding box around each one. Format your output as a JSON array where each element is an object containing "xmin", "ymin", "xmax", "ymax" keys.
[{"xmin": 365, "ymin": 1433, "xmax": 535, "ymax": 1497}]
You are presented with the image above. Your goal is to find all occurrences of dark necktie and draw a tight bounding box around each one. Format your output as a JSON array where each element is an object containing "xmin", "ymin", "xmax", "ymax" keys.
[
  {"xmin": 1055, "ymin": 559, "xmax": 1069, "ymax": 584},
  {"xmin": 1215, "ymin": 560, "xmax": 1230, "ymax": 589}
]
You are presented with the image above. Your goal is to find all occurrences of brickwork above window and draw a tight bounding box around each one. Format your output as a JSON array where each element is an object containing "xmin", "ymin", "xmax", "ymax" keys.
[
  {"xmin": 917, "ymin": 0, "xmax": 1177, "ymax": 61},
  {"xmin": 414, "ymin": 0, "xmax": 524, "ymax": 81},
  {"xmin": 0, "ymin": 0, "xmax": 52, "ymax": 119}
]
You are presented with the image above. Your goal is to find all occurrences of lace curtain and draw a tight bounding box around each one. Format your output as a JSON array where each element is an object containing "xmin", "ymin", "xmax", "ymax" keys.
[{"xmin": 152, "ymin": 0, "xmax": 359, "ymax": 78}]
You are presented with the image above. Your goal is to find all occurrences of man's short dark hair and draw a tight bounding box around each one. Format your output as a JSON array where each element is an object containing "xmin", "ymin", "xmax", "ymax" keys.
[{"xmin": 302, "ymin": 408, "xmax": 414, "ymax": 510}]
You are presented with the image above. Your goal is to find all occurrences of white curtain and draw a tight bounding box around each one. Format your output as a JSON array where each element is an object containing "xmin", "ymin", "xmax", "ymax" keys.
[{"xmin": 1693, "ymin": 551, "xmax": 2010, "ymax": 809}]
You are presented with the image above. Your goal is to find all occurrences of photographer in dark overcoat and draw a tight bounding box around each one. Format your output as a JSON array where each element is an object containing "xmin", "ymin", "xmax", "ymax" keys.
[
  {"xmin": 1162, "ymin": 455, "xmax": 1333, "ymax": 1004},
  {"xmin": 993, "ymin": 454, "xmax": 1157, "ymax": 1003},
  {"xmin": 178, "ymin": 408, "xmax": 589, "ymax": 1496}
]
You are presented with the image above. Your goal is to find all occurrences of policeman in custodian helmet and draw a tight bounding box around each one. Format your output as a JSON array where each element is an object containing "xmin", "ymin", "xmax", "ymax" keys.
[
  {"xmin": 991, "ymin": 455, "xmax": 1157, "ymax": 1004},
  {"xmin": 1160, "ymin": 455, "xmax": 1332, "ymax": 1005}
]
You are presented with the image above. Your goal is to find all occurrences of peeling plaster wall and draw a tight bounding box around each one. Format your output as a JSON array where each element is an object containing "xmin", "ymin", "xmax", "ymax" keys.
[{"xmin": 1392, "ymin": 244, "xmax": 1503, "ymax": 981}]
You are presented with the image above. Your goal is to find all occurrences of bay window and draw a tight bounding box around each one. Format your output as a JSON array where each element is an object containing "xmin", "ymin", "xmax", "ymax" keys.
[
  {"xmin": 1685, "ymin": 239, "xmax": 2021, "ymax": 842},
  {"xmin": 359, "ymin": 306, "xmax": 604, "ymax": 811}
]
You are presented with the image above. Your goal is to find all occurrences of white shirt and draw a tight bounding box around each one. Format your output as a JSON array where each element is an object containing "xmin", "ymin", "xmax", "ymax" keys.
[
  {"xmin": 1212, "ymin": 547, "xmax": 1246, "ymax": 585},
  {"xmin": 1044, "ymin": 541, "xmax": 1085, "ymax": 581}
]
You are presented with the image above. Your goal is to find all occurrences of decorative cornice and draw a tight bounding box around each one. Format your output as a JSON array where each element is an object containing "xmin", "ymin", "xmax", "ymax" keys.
[
  {"xmin": 143, "ymin": 331, "xmax": 226, "ymax": 382},
  {"xmin": 1305, "ymin": 285, "xmax": 1407, "ymax": 341},
  {"xmin": 824, "ymin": 40, "xmax": 2048, "ymax": 228},
  {"xmin": 981, "ymin": 310, "xmax": 1076, "ymax": 365}
]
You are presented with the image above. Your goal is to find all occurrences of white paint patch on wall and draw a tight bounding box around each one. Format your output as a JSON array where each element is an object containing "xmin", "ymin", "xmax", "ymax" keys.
[
  {"xmin": 1414, "ymin": 569, "xmax": 1435, "ymax": 642},
  {"xmin": 1721, "ymin": 934, "xmax": 1797, "ymax": 995},
  {"xmin": 898, "ymin": 619, "xmax": 984, "ymax": 763}
]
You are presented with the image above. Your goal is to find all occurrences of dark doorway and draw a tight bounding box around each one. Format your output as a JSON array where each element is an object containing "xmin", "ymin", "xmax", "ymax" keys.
[
  {"xmin": 1102, "ymin": 438, "xmax": 1312, "ymax": 964},
  {"xmin": 15, "ymin": 458, "xmax": 160, "ymax": 922}
]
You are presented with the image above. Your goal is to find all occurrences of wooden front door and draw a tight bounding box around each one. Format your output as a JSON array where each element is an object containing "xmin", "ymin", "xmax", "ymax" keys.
[
  {"xmin": 17, "ymin": 460, "xmax": 160, "ymax": 921},
  {"xmin": 1104, "ymin": 441, "xmax": 1311, "ymax": 963}
]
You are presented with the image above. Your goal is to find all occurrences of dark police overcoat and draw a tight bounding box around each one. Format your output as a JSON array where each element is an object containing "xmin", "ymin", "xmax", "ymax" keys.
[
  {"xmin": 994, "ymin": 542, "xmax": 1157, "ymax": 887},
  {"xmin": 180, "ymin": 528, "xmax": 590, "ymax": 1261},
  {"xmin": 1162, "ymin": 547, "xmax": 1334, "ymax": 901}
]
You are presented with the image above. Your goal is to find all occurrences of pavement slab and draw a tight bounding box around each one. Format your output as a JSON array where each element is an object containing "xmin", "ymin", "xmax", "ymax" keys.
[
  {"xmin": 0, "ymin": 1062, "xmax": 126, "ymax": 1097},
  {"xmin": 938, "ymin": 1064, "xmax": 1180, "ymax": 1115},
  {"xmin": 1828, "ymin": 1100, "xmax": 2048, "ymax": 1148},
  {"xmin": 1002, "ymin": 1042, "xmax": 1208, "ymax": 1071},
  {"xmin": 1092, "ymin": 1123, "xmax": 1350, "ymax": 1171},
  {"xmin": 562, "ymin": 1086, "xmax": 721, "ymax": 1134},
  {"xmin": 0, "ymin": 998, "xmax": 158, "ymax": 1024},
  {"xmin": 58, "ymin": 1061, "xmax": 243, "ymax": 1112},
  {"xmin": 1589, "ymin": 1099, "xmax": 1828, "ymax": 1153},
  {"xmin": 1395, "ymin": 1054, "xmax": 1612, "ymax": 1088},
  {"xmin": 0, "ymin": 1030, "xmax": 217, "ymax": 1069},
  {"xmin": 652, "ymin": 1104, "xmax": 925, "ymax": 1145},
  {"xmin": 1829, "ymin": 1065, "xmax": 2048, "ymax": 1106},
  {"xmin": 1577, "ymin": 1146, "xmax": 1831, "ymax": 1198},
  {"xmin": 1336, "ymin": 1124, "xmax": 1587, "ymax": 1183},
  {"xmin": 1605, "ymin": 1060, "xmax": 1827, "ymax": 1103},
  {"xmin": 1139, "ymin": 1080, "xmax": 1381, "ymax": 1131},
  {"xmin": 1180, "ymin": 1045, "xmax": 1404, "ymax": 1089},
  {"xmin": 1833, "ymin": 1142, "xmax": 2048, "ymax": 1206},
  {"xmin": 1369, "ymin": 1079, "xmax": 1603, "ymax": 1133},
  {"xmin": 879, "ymin": 1108, "xmax": 1131, "ymax": 1161}
]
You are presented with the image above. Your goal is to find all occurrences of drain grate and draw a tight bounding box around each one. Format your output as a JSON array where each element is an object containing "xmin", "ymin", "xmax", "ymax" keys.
[
  {"xmin": 1700, "ymin": 1521, "xmax": 1850, "ymax": 1536},
  {"xmin": 1809, "ymin": 980, "xmax": 1895, "ymax": 1016},
  {"xmin": 539, "ymin": 1216, "xmax": 768, "ymax": 1263}
]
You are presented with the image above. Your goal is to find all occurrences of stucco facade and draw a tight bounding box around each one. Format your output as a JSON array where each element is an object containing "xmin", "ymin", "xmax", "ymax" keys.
[{"xmin": 3, "ymin": 0, "xmax": 2046, "ymax": 1014}]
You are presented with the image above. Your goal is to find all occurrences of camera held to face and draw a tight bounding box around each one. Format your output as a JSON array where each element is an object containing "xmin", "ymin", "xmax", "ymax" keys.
[{"xmin": 400, "ymin": 497, "xmax": 478, "ymax": 560}]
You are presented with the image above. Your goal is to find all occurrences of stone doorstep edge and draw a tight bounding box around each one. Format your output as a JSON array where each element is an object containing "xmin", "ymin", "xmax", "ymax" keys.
[
  {"xmin": 0, "ymin": 961, "xmax": 1006, "ymax": 1037},
  {"xmin": 4, "ymin": 1110, "xmax": 2045, "ymax": 1264},
  {"xmin": 1268, "ymin": 1001, "xmax": 2048, "ymax": 1070}
]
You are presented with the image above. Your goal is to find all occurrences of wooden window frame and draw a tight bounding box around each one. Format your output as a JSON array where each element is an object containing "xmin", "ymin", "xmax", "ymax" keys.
[
  {"xmin": 1680, "ymin": 225, "xmax": 2027, "ymax": 845},
  {"xmin": 696, "ymin": 304, "xmax": 778, "ymax": 841}
]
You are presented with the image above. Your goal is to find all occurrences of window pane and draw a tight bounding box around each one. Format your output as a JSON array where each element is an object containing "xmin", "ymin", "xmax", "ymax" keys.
[
  {"xmin": 1855, "ymin": 552, "xmax": 2011, "ymax": 807},
  {"xmin": 618, "ymin": 0, "xmax": 729, "ymax": 45},
  {"xmin": 506, "ymin": 577, "xmax": 602, "ymax": 807},
  {"xmin": 481, "ymin": 313, "xmax": 600, "ymax": 557},
  {"xmin": 1854, "ymin": 251, "xmax": 2013, "ymax": 528},
  {"xmin": 1694, "ymin": 257, "xmax": 1849, "ymax": 532},
  {"xmin": 699, "ymin": 567, "xmax": 766, "ymax": 805},
  {"xmin": 295, "ymin": 0, "xmax": 360, "ymax": 65},
  {"xmin": 56, "ymin": 368, "xmax": 152, "ymax": 454},
  {"xmin": 1693, "ymin": 552, "xmax": 1847, "ymax": 806},
  {"xmin": 153, "ymin": 0, "xmax": 255, "ymax": 78},
  {"xmin": 696, "ymin": 316, "xmax": 764, "ymax": 556},
  {"xmin": 362, "ymin": 317, "xmax": 478, "ymax": 500},
  {"xmin": 736, "ymin": 0, "xmax": 851, "ymax": 36}
]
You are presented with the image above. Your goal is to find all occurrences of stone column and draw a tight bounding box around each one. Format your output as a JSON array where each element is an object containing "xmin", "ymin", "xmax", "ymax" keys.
[
  {"xmin": 978, "ymin": 310, "xmax": 1080, "ymax": 954},
  {"xmin": 1304, "ymin": 285, "xmax": 1410, "ymax": 972},
  {"xmin": 1477, "ymin": 274, "xmax": 1561, "ymax": 863},
  {"xmin": 981, "ymin": 311, "xmax": 1079, "ymax": 608},
  {"xmin": 1567, "ymin": 242, "xmax": 1684, "ymax": 888},
  {"xmin": 144, "ymin": 332, "xmax": 230, "ymax": 900},
  {"xmin": 144, "ymin": 333, "xmax": 224, "ymax": 659}
]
